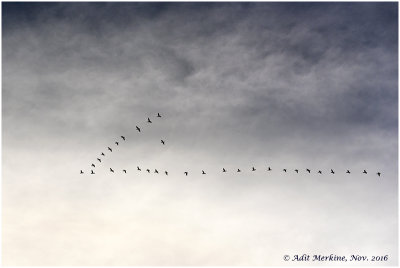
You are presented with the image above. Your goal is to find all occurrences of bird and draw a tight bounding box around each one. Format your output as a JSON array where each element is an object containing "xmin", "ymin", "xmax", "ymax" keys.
[
  {"xmin": 97, "ymin": 158, "xmax": 101, "ymax": 162},
  {"xmin": 237, "ymin": 169, "xmax": 241, "ymax": 172},
  {"xmin": 108, "ymin": 147, "xmax": 112, "ymax": 152},
  {"xmin": 91, "ymin": 163, "xmax": 95, "ymax": 168},
  {"xmin": 306, "ymin": 169, "xmax": 311, "ymax": 173},
  {"xmin": 147, "ymin": 117, "xmax": 152, "ymax": 123},
  {"xmin": 136, "ymin": 126, "xmax": 141, "ymax": 132},
  {"xmin": 346, "ymin": 170, "xmax": 351, "ymax": 174},
  {"xmin": 283, "ymin": 169, "xmax": 287, "ymax": 172},
  {"xmin": 123, "ymin": 169, "xmax": 127, "ymax": 174},
  {"xmin": 295, "ymin": 169, "xmax": 299, "ymax": 173},
  {"xmin": 331, "ymin": 169, "xmax": 335, "ymax": 174},
  {"xmin": 115, "ymin": 141, "xmax": 119, "ymax": 146},
  {"xmin": 146, "ymin": 169, "xmax": 150, "ymax": 173},
  {"xmin": 267, "ymin": 167, "xmax": 272, "ymax": 171},
  {"xmin": 161, "ymin": 140, "xmax": 165, "ymax": 145},
  {"xmin": 363, "ymin": 170, "xmax": 367, "ymax": 174},
  {"xmin": 318, "ymin": 170, "xmax": 322, "ymax": 174},
  {"xmin": 377, "ymin": 172, "xmax": 381, "ymax": 177},
  {"xmin": 80, "ymin": 170, "xmax": 84, "ymax": 174},
  {"xmin": 155, "ymin": 169, "xmax": 159, "ymax": 174},
  {"xmin": 110, "ymin": 168, "xmax": 114, "ymax": 173},
  {"xmin": 121, "ymin": 136, "xmax": 125, "ymax": 141},
  {"xmin": 101, "ymin": 152, "xmax": 105, "ymax": 156},
  {"xmin": 91, "ymin": 170, "xmax": 95, "ymax": 174},
  {"xmin": 222, "ymin": 168, "xmax": 226, "ymax": 172},
  {"xmin": 165, "ymin": 171, "xmax": 168, "ymax": 175},
  {"xmin": 157, "ymin": 113, "xmax": 161, "ymax": 118},
  {"xmin": 137, "ymin": 166, "xmax": 141, "ymax": 171},
  {"xmin": 184, "ymin": 171, "xmax": 188, "ymax": 176},
  {"xmin": 252, "ymin": 167, "xmax": 256, "ymax": 171},
  {"xmin": 202, "ymin": 170, "xmax": 206, "ymax": 175}
]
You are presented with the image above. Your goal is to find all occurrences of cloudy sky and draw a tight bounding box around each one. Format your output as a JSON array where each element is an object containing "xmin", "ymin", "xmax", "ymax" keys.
[{"xmin": 2, "ymin": 2, "xmax": 398, "ymax": 266}]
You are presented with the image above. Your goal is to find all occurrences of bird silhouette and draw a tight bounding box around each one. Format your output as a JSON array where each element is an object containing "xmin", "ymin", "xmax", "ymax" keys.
[
  {"xmin": 146, "ymin": 169, "xmax": 150, "ymax": 173},
  {"xmin": 318, "ymin": 170, "xmax": 322, "ymax": 174},
  {"xmin": 295, "ymin": 169, "xmax": 299, "ymax": 173},
  {"xmin": 91, "ymin": 170, "xmax": 95, "ymax": 174},
  {"xmin": 161, "ymin": 140, "xmax": 165, "ymax": 145},
  {"xmin": 147, "ymin": 117, "xmax": 152, "ymax": 123},
  {"xmin": 110, "ymin": 168, "xmax": 114, "ymax": 173},
  {"xmin": 202, "ymin": 170, "xmax": 206, "ymax": 175},
  {"xmin": 80, "ymin": 170, "xmax": 84, "ymax": 174},
  {"xmin": 222, "ymin": 168, "xmax": 226, "ymax": 172},
  {"xmin": 252, "ymin": 167, "xmax": 256, "ymax": 171},
  {"xmin": 123, "ymin": 169, "xmax": 127, "ymax": 174},
  {"xmin": 91, "ymin": 163, "xmax": 95, "ymax": 168},
  {"xmin": 363, "ymin": 170, "xmax": 367, "ymax": 174},
  {"xmin": 121, "ymin": 136, "xmax": 125, "ymax": 141},
  {"xmin": 165, "ymin": 171, "xmax": 168, "ymax": 175},
  {"xmin": 97, "ymin": 158, "xmax": 102, "ymax": 162},
  {"xmin": 346, "ymin": 170, "xmax": 351, "ymax": 174},
  {"xmin": 331, "ymin": 169, "xmax": 335, "ymax": 174},
  {"xmin": 108, "ymin": 147, "xmax": 112, "ymax": 152},
  {"xmin": 306, "ymin": 169, "xmax": 311, "ymax": 173},
  {"xmin": 101, "ymin": 152, "xmax": 105, "ymax": 156},
  {"xmin": 377, "ymin": 172, "xmax": 381, "ymax": 177},
  {"xmin": 184, "ymin": 171, "xmax": 188, "ymax": 176},
  {"xmin": 155, "ymin": 169, "xmax": 159, "ymax": 174},
  {"xmin": 136, "ymin": 126, "xmax": 141, "ymax": 132},
  {"xmin": 115, "ymin": 141, "xmax": 119, "ymax": 146},
  {"xmin": 267, "ymin": 167, "xmax": 272, "ymax": 171},
  {"xmin": 157, "ymin": 113, "xmax": 161, "ymax": 118},
  {"xmin": 237, "ymin": 169, "xmax": 241, "ymax": 172},
  {"xmin": 137, "ymin": 166, "xmax": 141, "ymax": 171},
  {"xmin": 283, "ymin": 169, "xmax": 287, "ymax": 172}
]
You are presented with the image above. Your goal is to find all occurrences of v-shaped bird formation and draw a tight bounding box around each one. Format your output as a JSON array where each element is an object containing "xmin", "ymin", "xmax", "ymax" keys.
[{"xmin": 80, "ymin": 112, "xmax": 383, "ymax": 178}]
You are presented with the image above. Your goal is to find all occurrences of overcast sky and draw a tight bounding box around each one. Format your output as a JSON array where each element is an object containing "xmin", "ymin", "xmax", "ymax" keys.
[{"xmin": 2, "ymin": 2, "xmax": 398, "ymax": 266}]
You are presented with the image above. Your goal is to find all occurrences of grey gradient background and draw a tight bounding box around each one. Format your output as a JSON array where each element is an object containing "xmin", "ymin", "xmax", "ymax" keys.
[{"xmin": 2, "ymin": 2, "xmax": 398, "ymax": 266}]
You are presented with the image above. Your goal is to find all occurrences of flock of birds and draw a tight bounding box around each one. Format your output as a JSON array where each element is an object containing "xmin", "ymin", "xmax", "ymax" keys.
[{"xmin": 80, "ymin": 112, "xmax": 382, "ymax": 178}]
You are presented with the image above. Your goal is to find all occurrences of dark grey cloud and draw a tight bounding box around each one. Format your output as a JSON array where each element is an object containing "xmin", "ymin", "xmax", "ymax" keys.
[{"xmin": 2, "ymin": 2, "xmax": 397, "ymax": 265}]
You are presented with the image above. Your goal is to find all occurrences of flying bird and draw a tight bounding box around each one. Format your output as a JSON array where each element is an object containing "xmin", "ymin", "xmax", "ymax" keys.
[
  {"xmin": 155, "ymin": 169, "xmax": 159, "ymax": 174},
  {"xmin": 146, "ymin": 169, "xmax": 150, "ymax": 173},
  {"xmin": 377, "ymin": 172, "xmax": 381, "ymax": 177},
  {"xmin": 97, "ymin": 158, "xmax": 101, "ymax": 162},
  {"xmin": 147, "ymin": 117, "xmax": 152, "ymax": 123},
  {"xmin": 101, "ymin": 152, "xmax": 105, "ymax": 156},
  {"xmin": 222, "ymin": 168, "xmax": 226, "ymax": 172},
  {"xmin": 237, "ymin": 169, "xmax": 241, "ymax": 172},
  {"xmin": 108, "ymin": 147, "xmax": 112, "ymax": 152},
  {"xmin": 295, "ymin": 169, "xmax": 299, "ymax": 173},
  {"xmin": 91, "ymin": 170, "xmax": 95, "ymax": 174},
  {"xmin": 363, "ymin": 170, "xmax": 367, "ymax": 174},
  {"xmin": 165, "ymin": 171, "xmax": 168, "ymax": 175},
  {"xmin": 157, "ymin": 113, "xmax": 162, "ymax": 118},
  {"xmin": 123, "ymin": 169, "xmax": 127, "ymax": 174},
  {"xmin": 121, "ymin": 136, "xmax": 125, "ymax": 141},
  {"xmin": 331, "ymin": 169, "xmax": 335, "ymax": 174},
  {"xmin": 80, "ymin": 170, "xmax": 84, "ymax": 174},
  {"xmin": 137, "ymin": 166, "xmax": 141, "ymax": 171},
  {"xmin": 115, "ymin": 141, "xmax": 119, "ymax": 146},
  {"xmin": 252, "ymin": 167, "xmax": 256, "ymax": 171},
  {"xmin": 184, "ymin": 171, "xmax": 188, "ymax": 176},
  {"xmin": 306, "ymin": 169, "xmax": 311, "ymax": 173},
  {"xmin": 161, "ymin": 140, "xmax": 165, "ymax": 145},
  {"xmin": 267, "ymin": 167, "xmax": 272, "ymax": 171},
  {"xmin": 202, "ymin": 170, "xmax": 206, "ymax": 175},
  {"xmin": 91, "ymin": 163, "xmax": 95, "ymax": 168},
  {"xmin": 318, "ymin": 170, "xmax": 322, "ymax": 174},
  {"xmin": 110, "ymin": 168, "xmax": 114, "ymax": 173},
  {"xmin": 346, "ymin": 170, "xmax": 351, "ymax": 174},
  {"xmin": 283, "ymin": 169, "xmax": 287, "ymax": 172},
  {"xmin": 136, "ymin": 126, "xmax": 141, "ymax": 132}
]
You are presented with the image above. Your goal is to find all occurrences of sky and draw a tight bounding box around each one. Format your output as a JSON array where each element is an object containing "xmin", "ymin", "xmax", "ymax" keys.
[{"xmin": 2, "ymin": 2, "xmax": 398, "ymax": 266}]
